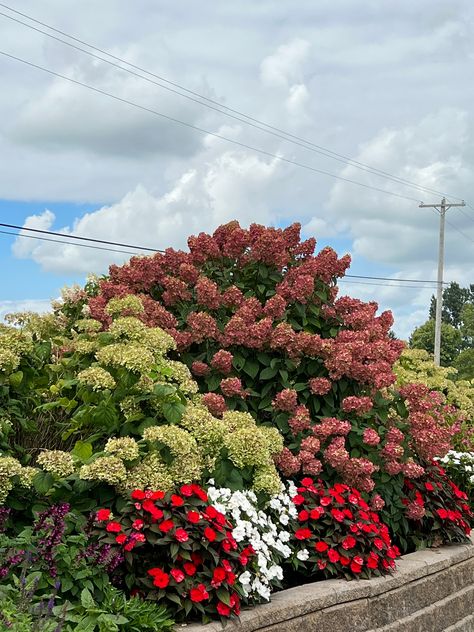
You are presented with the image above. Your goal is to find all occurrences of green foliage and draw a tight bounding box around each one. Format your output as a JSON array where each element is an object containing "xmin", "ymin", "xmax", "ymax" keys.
[
  {"xmin": 57, "ymin": 586, "xmax": 174, "ymax": 632},
  {"xmin": 409, "ymin": 319, "xmax": 462, "ymax": 366},
  {"xmin": 453, "ymin": 348, "xmax": 474, "ymax": 381},
  {"xmin": 429, "ymin": 282, "xmax": 474, "ymax": 328}
]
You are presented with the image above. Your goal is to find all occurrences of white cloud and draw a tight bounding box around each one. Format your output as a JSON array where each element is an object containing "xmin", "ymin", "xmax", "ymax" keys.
[
  {"xmin": 260, "ymin": 38, "xmax": 311, "ymax": 89},
  {"xmin": 12, "ymin": 140, "xmax": 282, "ymax": 274},
  {"xmin": 0, "ymin": 299, "xmax": 52, "ymax": 322}
]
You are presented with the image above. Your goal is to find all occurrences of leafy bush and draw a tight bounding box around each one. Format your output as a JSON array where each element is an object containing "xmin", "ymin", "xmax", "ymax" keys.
[
  {"xmin": 437, "ymin": 451, "xmax": 474, "ymax": 507},
  {"xmin": 286, "ymin": 478, "xmax": 400, "ymax": 579},
  {"xmin": 77, "ymin": 222, "xmax": 467, "ymax": 511},
  {"xmin": 394, "ymin": 348, "xmax": 474, "ymax": 450},
  {"xmin": 57, "ymin": 586, "xmax": 174, "ymax": 632},
  {"xmin": 94, "ymin": 484, "xmax": 248, "ymax": 622},
  {"xmin": 402, "ymin": 462, "xmax": 472, "ymax": 549}
]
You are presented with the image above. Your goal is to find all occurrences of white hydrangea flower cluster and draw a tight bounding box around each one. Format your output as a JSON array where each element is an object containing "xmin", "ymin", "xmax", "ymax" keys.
[
  {"xmin": 437, "ymin": 450, "xmax": 474, "ymax": 483},
  {"xmin": 207, "ymin": 481, "xmax": 298, "ymax": 602}
]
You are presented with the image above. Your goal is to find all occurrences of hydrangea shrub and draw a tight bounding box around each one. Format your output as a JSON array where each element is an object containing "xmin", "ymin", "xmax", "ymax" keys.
[{"xmin": 75, "ymin": 222, "xmax": 468, "ymax": 538}]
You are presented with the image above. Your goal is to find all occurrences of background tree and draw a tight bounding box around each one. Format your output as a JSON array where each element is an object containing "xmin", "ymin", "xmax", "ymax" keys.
[
  {"xmin": 429, "ymin": 282, "xmax": 474, "ymax": 328},
  {"xmin": 409, "ymin": 319, "xmax": 462, "ymax": 366}
]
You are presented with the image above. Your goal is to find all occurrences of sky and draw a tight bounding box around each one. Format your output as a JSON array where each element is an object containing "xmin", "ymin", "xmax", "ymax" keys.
[{"xmin": 1, "ymin": 0, "xmax": 474, "ymax": 338}]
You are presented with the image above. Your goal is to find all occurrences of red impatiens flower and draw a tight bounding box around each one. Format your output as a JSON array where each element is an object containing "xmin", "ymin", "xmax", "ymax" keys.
[
  {"xmin": 159, "ymin": 519, "xmax": 174, "ymax": 533},
  {"xmin": 190, "ymin": 584, "xmax": 209, "ymax": 602},
  {"xmin": 115, "ymin": 534, "xmax": 127, "ymax": 545},
  {"xmin": 106, "ymin": 521, "xmax": 122, "ymax": 533},
  {"xmin": 204, "ymin": 527, "xmax": 217, "ymax": 542},
  {"xmin": 132, "ymin": 519, "xmax": 144, "ymax": 530},
  {"xmin": 191, "ymin": 484, "xmax": 208, "ymax": 501},
  {"xmin": 342, "ymin": 536, "xmax": 357, "ymax": 550},
  {"xmin": 298, "ymin": 510, "xmax": 309, "ymax": 521},
  {"xmin": 436, "ymin": 508, "xmax": 449, "ymax": 520},
  {"xmin": 327, "ymin": 549, "xmax": 340, "ymax": 563},
  {"xmin": 96, "ymin": 509, "xmax": 111, "ymax": 521},
  {"xmin": 425, "ymin": 482, "xmax": 435, "ymax": 491},
  {"xmin": 180, "ymin": 484, "xmax": 193, "ymax": 497},
  {"xmin": 310, "ymin": 507, "xmax": 325, "ymax": 520},
  {"xmin": 315, "ymin": 541, "xmax": 329, "ymax": 552},
  {"xmin": 217, "ymin": 602, "xmax": 231, "ymax": 617},
  {"xmin": 183, "ymin": 562, "xmax": 197, "ymax": 576},
  {"xmin": 187, "ymin": 510, "xmax": 200, "ymax": 524},
  {"xmin": 147, "ymin": 568, "xmax": 170, "ymax": 588},
  {"xmin": 174, "ymin": 528, "xmax": 189, "ymax": 543},
  {"xmin": 292, "ymin": 494, "xmax": 305, "ymax": 505},
  {"xmin": 131, "ymin": 490, "xmax": 146, "ymax": 500},
  {"xmin": 331, "ymin": 509, "xmax": 345, "ymax": 522},
  {"xmin": 170, "ymin": 568, "xmax": 185, "ymax": 583},
  {"xmin": 350, "ymin": 560, "xmax": 363, "ymax": 573},
  {"xmin": 212, "ymin": 567, "xmax": 226, "ymax": 586},
  {"xmin": 171, "ymin": 494, "xmax": 184, "ymax": 507},
  {"xmin": 295, "ymin": 528, "xmax": 312, "ymax": 540}
]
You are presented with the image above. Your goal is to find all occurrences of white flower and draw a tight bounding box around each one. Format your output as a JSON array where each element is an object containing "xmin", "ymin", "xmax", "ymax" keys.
[
  {"xmin": 279, "ymin": 513, "xmax": 289, "ymax": 526},
  {"xmin": 297, "ymin": 548, "xmax": 309, "ymax": 561}
]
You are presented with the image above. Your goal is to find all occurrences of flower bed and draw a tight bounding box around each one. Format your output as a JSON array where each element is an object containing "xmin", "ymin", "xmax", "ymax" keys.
[{"xmin": 0, "ymin": 221, "xmax": 472, "ymax": 629}]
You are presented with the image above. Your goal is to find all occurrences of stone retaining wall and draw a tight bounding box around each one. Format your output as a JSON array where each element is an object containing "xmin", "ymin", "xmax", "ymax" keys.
[{"xmin": 186, "ymin": 536, "xmax": 474, "ymax": 632}]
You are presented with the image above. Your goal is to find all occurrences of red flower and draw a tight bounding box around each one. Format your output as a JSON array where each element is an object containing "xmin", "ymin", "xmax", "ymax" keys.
[
  {"xmin": 340, "ymin": 555, "xmax": 350, "ymax": 566},
  {"xmin": 174, "ymin": 528, "xmax": 189, "ymax": 543},
  {"xmin": 159, "ymin": 519, "xmax": 174, "ymax": 532},
  {"xmin": 183, "ymin": 562, "xmax": 197, "ymax": 576},
  {"xmin": 170, "ymin": 568, "xmax": 185, "ymax": 583},
  {"xmin": 217, "ymin": 602, "xmax": 231, "ymax": 617},
  {"xmin": 124, "ymin": 541, "xmax": 136, "ymax": 551},
  {"xmin": 436, "ymin": 508, "xmax": 449, "ymax": 520},
  {"xmin": 96, "ymin": 509, "xmax": 111, "ymax": 521},
  {"xmin": 292, "ymin": 494, "xmax": 305, "ymax": 505},
  {"xmin": 191, "ymin": 484, "xmax": 208, "ymax": 501},
  {"xmin": 374, "ymin": 538, "xmax": 385, "ymax": 550},
  {"xmin": 295, "ymin": 528, "xmax": 312, "ymax": 540},
  {"xmin": 180, "ymin": 484, "xmax": 193, "ymax": 497},
  {"xmin": 190, "ymin": 584, "xmax": 209, "ymax": 602},
  {"xmin": 425, "ymin": 482, "xmax": 435, "ymax": 491},
  {"xmin": 148, "ymin": 568, "xmax": 169, "ymax": 588},
  {"xmin": 320, "ymin": 496, "xmax": 332, "ymax": 507},
  {"xmin": 331, "ymin": 509, "xmax": 345, "ymax": 522},
  {"xmin": 342, "ymin": 536, "xmax": 356, "ymax": 550},
  {"xmin": 212, "ymin": 567, "xmax": 226, "ymax": 585},
  {"xmin": 327, "ymin": 549, "xmax": 340, "ymax": 563},
  {"xmin": 204, "ymin": 527, "xmax": 217, "ymax": 542},
  {"xmin": 298, "ymin": 510, "xmax": 309, "ymax": 522},
  {"xmin": 350, "ymin": 560, "xmax": 363, "ymax": 573},
  {"xmin": 171, "ymin": 494, "xmax": 184, "ymax": 507},
  {"xmin": 131, "ymin": 490, "xmax": 146, "ymax": 500},
  {"xmin": 367, "ymin": 556, "xmax": 378, "ymax": 569},
  {"xmin": 115, "ymin": 534, "xmax": 127, "ymax": 545},
  {"xmin": 301, "ymin": 477, "xmax": 314, "ymax": 486},
  {"xmin": 315, "ymin": 541, "xmax": 329, "ymax": 552},
  {"xmin": 106, "ymin": 521, "xmax": 122, "ymax": 533},
  {"xmin": 187, "ymin": 510, "xmax": 200, "ymax": 524},
  {"xmin": 310, "ymin": 507, "xmax": 325, "ymax": 520},
  {"xmin": 226, "ymin": 571, "xmax": 236, "ymax": 585},
  {"xmin": 132, "ymin": 519, "xmax": 144, "ymax": 530}
]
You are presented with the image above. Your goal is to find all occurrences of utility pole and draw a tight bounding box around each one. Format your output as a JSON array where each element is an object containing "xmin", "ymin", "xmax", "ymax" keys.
[{"xmin": 419, "ymin": 198, "xmax": 466, "ymax": 366}]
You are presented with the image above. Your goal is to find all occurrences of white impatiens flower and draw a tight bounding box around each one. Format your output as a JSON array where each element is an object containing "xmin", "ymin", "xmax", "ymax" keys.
[
  {"xmin": 207, "ymin": 483, "xmax": 297, "ymax": 602},
  {"xmin": 297, "ymin": 548, "xmax": 310, "ymax": 561}
]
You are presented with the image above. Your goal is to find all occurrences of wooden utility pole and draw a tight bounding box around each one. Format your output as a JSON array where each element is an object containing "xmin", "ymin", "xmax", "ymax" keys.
[{"xmin": 419, "ymin": 198, "xmax": 466, "ymax": 366}]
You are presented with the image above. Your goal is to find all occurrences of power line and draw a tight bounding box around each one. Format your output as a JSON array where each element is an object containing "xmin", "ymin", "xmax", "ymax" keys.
[
  {"xmin": 0, "ymin": 229, "xmax": 139, "ymax": 255},
  {"xmin": 0, "ymin": 222, "xmax": 158, "ymax": 252},
  {"xmin": 339, "ymin": 279, "xmax": 437, "ymax": 290},
  {"xmin": 1, "ymin": 222, "xmax": 449, "ymax": 286},
  {"xmin": 0, "ymin": 4, "xmax": 464, "ymax": 202},
  {"xmin": 0, "ymin": 49, "xmax": 424, "ymax": 204}
]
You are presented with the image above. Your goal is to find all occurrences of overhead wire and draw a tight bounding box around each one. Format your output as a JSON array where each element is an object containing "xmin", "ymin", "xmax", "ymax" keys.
[
  {"xmin": 0, "ymin": 4, "xmax": 465, "ymax": 203},
  {"xmin": 0, "ymin": 49, "xmax": 425, "ymax": 204},
  {"xmin": 0, "ymin": 223, "xmax": 446, "ymax": 286}
]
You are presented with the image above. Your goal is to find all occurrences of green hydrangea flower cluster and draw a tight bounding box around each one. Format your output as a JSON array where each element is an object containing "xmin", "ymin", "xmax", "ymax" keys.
[
  {"xmin": 0, "ymin": 456, "xmax": 38, "ymax": 503},
  {"xmin": 0, "ymin": 328, "xmax": 33, "ymax": 373},
  {"xmin": 36, "ymin": 450, "xmax": 76, "ymax": 477},
  {"xmin": 77, "ymin": 366, "xmax": 116, "ymax": 391}
]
